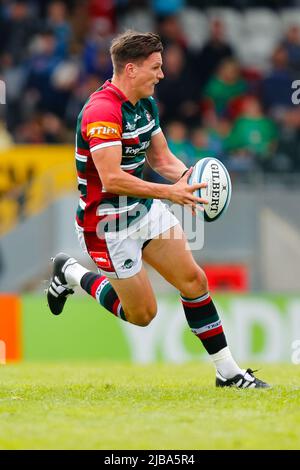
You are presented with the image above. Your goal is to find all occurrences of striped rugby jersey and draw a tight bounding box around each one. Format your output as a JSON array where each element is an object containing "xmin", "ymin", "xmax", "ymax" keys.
[{"xmin": 75, "ymin": 80, "xmax": 161, "ymax": 233}]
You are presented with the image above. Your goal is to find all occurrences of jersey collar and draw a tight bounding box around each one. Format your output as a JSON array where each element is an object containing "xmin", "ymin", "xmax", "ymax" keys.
[
  {"xmin": 103, "ymin": 79, "xmax": 128, "ymax": 103},
  {"xmin": 103, "ymin": 79, "xmax": 141, "ymax": 109}
]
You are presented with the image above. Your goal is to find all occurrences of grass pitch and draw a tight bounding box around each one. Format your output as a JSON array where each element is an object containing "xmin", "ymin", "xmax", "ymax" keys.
[{"xmin": 0, "ymin": 361, "xmax": 299, "ymax": 450}]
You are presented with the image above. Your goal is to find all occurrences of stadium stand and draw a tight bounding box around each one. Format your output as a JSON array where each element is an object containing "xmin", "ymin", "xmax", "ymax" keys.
[{"xmin": 1, "ymin": 0, "xmax": 300, "ymax": 233}]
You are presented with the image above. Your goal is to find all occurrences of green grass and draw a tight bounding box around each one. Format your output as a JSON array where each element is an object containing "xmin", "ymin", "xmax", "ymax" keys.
[{"xmin": 0, "ymin": 362, "xmax": 299, "ymax": 450}]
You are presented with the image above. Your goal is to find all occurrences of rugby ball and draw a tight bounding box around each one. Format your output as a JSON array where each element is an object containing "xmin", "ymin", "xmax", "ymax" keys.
[{"xmin": 188, "ymin": 157, "xmax": 232, "ymax": 222}]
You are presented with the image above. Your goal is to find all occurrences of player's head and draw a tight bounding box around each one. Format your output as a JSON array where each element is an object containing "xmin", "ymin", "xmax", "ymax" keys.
[{"xmin": 110, "ymin": 30, "xmax": 164, "ymax": 98}]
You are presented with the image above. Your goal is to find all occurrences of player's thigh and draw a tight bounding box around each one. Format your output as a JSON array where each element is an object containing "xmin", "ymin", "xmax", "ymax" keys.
[
  {"xmin": 108, "ymin": 266, "xmax": 157, "ymax": 326},
  {"xmin": 142, "ymin": 224, "xmax": 208, "ymax": 297}
]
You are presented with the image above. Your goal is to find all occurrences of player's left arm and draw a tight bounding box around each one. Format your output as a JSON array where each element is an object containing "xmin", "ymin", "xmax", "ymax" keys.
[{"xmin": 147, "ymin": 130, "xmax": 188, "ymax": 183}]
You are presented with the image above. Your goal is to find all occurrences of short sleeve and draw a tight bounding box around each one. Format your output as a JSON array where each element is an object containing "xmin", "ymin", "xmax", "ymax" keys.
[
  {"xmin": 149, "ymin": 96, "xmax": 162, "ymax": 137},
  {"xmin": 81, "ymin": 96, "xmax": 123, "ymax": 152}
]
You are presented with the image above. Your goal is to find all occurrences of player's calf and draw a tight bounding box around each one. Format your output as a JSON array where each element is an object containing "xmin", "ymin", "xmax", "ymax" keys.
[{"xmin": 46, "ymin": 253, "xmax": 157, "ymax": 327}]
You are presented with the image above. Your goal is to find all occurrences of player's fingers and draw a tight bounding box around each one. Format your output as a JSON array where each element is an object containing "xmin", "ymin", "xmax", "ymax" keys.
[
  {"xmin": 183, "ymin": 167, "xmax": 193, "ymax": 180},
  {"xmin": 192, "ymin": 196, "xmax": 209, "ymax": 204},
  {"xmin": 190, "ymin": 182, "xmax": 208, "ymax": 191}
]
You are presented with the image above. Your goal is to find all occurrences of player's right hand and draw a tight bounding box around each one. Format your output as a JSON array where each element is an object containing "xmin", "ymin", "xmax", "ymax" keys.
[{"xmin": 168, "ymin": 167, "xmax": 208, "ymax": 215}]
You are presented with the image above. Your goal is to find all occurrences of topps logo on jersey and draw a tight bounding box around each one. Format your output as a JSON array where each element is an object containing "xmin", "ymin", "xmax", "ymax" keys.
[
  {"xmin": 125, "ymin": 140, "xmax": 150, "ymax": 155},
  {"xmin": 87, "ymin": 121, "xmax": 121, "ymax": 139}
]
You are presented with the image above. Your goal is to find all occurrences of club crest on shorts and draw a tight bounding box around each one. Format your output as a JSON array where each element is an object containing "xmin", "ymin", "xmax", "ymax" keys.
[
  {"xmin": 121, "ymin": 259, "xmax": 134, "ymax": 270},
  {"xmin": 90, "ymin": 251, "xmax": 112, "ymax": 269}
]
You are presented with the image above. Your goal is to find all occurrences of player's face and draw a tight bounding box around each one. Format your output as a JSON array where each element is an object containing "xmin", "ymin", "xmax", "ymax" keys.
[{"xmin": 134, "ymin": 52, "xmax": 164, "ymax": 98}]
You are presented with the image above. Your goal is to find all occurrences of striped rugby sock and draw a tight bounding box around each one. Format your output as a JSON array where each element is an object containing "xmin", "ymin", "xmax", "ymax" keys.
[
  {"xmin": 181, "ymin": 292, "xmax": 227, "ymax": 355},
  {"xmin": 80, "ymin": 272, "xmax": 127, "ymax": 321}
]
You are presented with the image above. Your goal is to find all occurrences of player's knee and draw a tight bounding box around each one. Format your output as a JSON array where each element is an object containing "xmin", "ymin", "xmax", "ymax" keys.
[
  {"xmin": 125, "ymin": 305, "xmax": 157, "ymax": 327},
  {"xmin": 181, "ymin": 267, "xmax": 208, "ymax": 298},
  {"xmin": 135, "ymin": 311, "xmax": 156, "ymax": 327},
  {"xmin": 136, "ymin": 305, "xmax": 157, "ymax": 326}
]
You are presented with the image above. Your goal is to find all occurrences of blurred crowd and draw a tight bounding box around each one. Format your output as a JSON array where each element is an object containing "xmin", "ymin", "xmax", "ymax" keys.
[{"xmin": 1, "ymin": 0, "xmax": 300, "ymax": 178}]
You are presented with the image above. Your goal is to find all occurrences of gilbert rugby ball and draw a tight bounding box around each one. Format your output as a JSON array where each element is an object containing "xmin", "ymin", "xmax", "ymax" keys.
[{"xmin": 188, "ymin": 157, "xmax": 232, "ymax": 222}]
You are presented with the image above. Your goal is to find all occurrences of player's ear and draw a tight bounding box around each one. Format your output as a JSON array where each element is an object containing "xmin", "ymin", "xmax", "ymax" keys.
[{"xmin": 125, "ymin": 62, "xmax": 137, "ymax": 78}]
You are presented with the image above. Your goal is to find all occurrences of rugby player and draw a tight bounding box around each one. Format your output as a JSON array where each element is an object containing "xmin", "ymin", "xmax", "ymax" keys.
[{"xmin": 47, "ymin": 31, "xmax": 269, "ymax": 388}]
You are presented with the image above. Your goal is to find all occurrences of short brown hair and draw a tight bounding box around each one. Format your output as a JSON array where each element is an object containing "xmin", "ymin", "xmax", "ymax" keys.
[{"xmin": 110, "ymin": 30, "xmax": 163, "ymax": 74}]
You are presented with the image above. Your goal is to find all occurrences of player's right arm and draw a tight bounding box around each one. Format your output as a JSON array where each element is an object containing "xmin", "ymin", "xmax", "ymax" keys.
[
  {"xmin": 82, "ymin": 96, "xmax": 206, "ymax": 209},
  {"xmin": 92, "ymin": 147, "xmax": 205, "ymax": 210}
]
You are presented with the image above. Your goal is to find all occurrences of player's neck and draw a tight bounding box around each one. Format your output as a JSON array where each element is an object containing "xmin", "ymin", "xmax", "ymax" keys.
[{"xmin": 111, "ymin": 75, "xmax": 139, "ymax": 106}]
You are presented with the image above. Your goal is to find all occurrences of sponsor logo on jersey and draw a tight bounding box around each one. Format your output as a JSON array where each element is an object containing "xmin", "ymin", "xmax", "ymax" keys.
[
  {"xmin": 90, "ymin": 251, "xmax": 112, "ymax": 269},
  {"xmin": 87, "ymin": 121, "xmax": 121, "ymax": 139},
  {"xmin": 134, "ymin": 114, "xmax": 141, "ymax": 122},
  {"xmin": 125, "ymin": 141, "xmax": 150, "ymax": 155}
]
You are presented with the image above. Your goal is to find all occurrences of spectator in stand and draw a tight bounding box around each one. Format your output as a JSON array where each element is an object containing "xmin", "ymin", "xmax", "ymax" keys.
[
  {"xmin": 83, "ymin": 44, "xmax": 113, "ymax": 80},
  {"xmin": 14, "ymin": 111, "xmax": 67, "ymax": 144},
  {"xmin": 193, "ymin": 19, "xmax": 234, "ymax": 90},
  {"xmin": 190, "ymin": 126, "xmax": 225, "ymax": 163},
  {"xmin": 156, "ymin": 14, "xmax": 187, "ymax": 49},
  {"xmin": 25, "ymin": 29, "xmax": 65, "ymax": 115},
  {"xmin": 65, "ymin": 74, "xmax": 101, "ymax": 128},
  {"xmin": 261, "ymin": 46, "xmax": 295, "ymax": 119},
  {"xmin": 14, "ymin": 113, "xmax": 45, "ymax": 143},
  {"xmin": 50, "ymin": 59, "xmax": 80, "ymax": 116},
  {"xmin": 224, "ymin": 96, "xmax": 278, "ymax": 172},
  {"xmin": 41, "ymin": 112, "xmax": 67, "ymax": 143},
  {"xmin": 45, "ymin": 1, "xmax": 71, "ymax": 58},
  {"xmin": 203, "ymin": 114, "xmax": 231, "ymax": 158},
  {"xmin": 262, "ymin": 45, "xmax": 300, "ymax": 170},
  {"xmin": 82, "ymin": 14, "xmax": 114, "ymax": 81},
  {"xmin": 202, "ymin": 58, "xmax": 247, "ymax": 119},
  {"xmin": 0, "ymin": 0, "xmax": 296, "ymax": 180},
  {"xmin": 156, "ymin": 44, "xmax": 199, "ymax": 126},
  {"xmin": 0, "ymin": 0, "xmax": 38, "ymax": 64},
  {"xmin": 281, "ymin": 24, "xmax": 300, "ymax": 74},
  {"xmin": 0, "ymin": 51, "xmax": 28, "ymax": 131},
  {"xmin": 144, "ymin": 119, "xmax": 192, "ymax": 184},
  {"xmin": 165, "ymin": 121, "xmax": 193, "ymax": 166},
  {"xmin": 69, "ymin": 0, "xmax": 89, "ymax": 47},
  {"xmin": 151, "ymin": 0, "xmax": 185, "ymax": 17},
  {"xmin": 88, "ymin": 0, "xmax": 115, "ymax": 28}
]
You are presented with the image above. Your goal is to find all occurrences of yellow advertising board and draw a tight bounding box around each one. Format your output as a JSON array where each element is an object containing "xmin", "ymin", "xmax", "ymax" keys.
[{"xmin": 0, "ymin": 145, "xmax": 77, "ymax": 233}]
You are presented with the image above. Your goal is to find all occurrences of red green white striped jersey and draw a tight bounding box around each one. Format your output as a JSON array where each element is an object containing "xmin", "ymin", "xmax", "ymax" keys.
[{"xmin": 75, "ymin": 80, "xmax": 161, "ymax": 233}]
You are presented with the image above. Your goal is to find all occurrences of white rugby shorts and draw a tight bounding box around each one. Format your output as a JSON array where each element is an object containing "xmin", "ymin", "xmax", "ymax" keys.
[{"xmin": 76, "ymin": 199, "xmax": 179, "ymax": 279}]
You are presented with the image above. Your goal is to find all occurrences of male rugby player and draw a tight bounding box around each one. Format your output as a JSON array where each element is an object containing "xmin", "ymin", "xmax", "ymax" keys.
[{"xmin": 47, "ymin": 31, "xmax": 269, "ymax": 388}]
